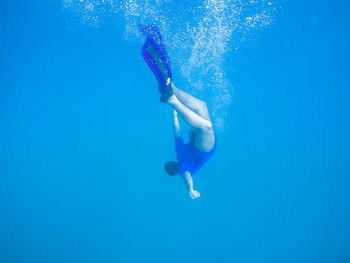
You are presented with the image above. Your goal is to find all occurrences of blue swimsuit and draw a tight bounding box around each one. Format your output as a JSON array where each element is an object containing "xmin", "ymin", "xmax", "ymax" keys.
[{"xmin": 174, "ymin": 133, "xmax": 216, "ymax": 177}]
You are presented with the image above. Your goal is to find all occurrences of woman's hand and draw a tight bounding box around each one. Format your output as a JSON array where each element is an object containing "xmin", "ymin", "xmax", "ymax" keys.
[{"xmin": 189, "ymin": 190, "xmax": 201, "ymax": 199}]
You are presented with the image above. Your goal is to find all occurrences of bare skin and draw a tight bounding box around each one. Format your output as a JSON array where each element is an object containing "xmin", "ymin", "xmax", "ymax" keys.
[
  {"xmin": 166, "ymin": 82, "xmax": 215, "ymax": 199},
  {"xmin": 168, "ymin": 83, "xmax": 216, "ymax": 152}
]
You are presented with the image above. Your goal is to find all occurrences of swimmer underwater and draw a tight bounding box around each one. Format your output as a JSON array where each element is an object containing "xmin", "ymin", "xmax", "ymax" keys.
[{"xmin": 139, "ymin": 24, "xmax": 216, "ymax": 199}]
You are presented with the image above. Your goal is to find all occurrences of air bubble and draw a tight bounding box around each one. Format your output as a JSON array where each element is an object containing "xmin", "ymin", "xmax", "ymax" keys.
[{"xmin": 63, "ymin": 0, "xmax": 278, "ymax": 132}]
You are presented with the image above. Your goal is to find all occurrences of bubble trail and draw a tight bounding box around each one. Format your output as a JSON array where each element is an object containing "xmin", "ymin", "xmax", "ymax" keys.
[{"xmin": 63, "ymin": 0, "xmax": 279, "ymax": 132}]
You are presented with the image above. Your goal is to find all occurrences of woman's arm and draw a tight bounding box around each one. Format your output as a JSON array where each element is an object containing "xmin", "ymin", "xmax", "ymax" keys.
[{"xmin": 183, "ymin": 171, "xmax": 201, "ymax": 199}]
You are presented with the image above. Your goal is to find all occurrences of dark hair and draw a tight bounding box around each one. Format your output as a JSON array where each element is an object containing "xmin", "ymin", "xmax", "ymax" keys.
[{"xmin": 164, "ymin": 161, "xmax": 179, "ymax": 176}]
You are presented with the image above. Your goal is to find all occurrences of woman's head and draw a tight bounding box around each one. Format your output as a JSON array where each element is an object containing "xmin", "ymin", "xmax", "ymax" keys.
[{"xmin": 164, "ymin": 161, "xmax": 179, "ymax": 176}]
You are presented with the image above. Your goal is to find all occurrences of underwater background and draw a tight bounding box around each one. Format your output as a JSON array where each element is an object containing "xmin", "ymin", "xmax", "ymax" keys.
[{"xmin": 1, "ymin": 0, "xmax": 350, "ymax": 262}]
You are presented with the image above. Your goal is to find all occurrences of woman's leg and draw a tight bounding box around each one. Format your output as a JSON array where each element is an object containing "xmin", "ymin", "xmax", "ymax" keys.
[
  {"xmin": 167, "ymin": 95, "xmax": 215, "ymax": 152},
  {"xmin": 167, "ymin": 95, "xmax": 211, "ymax": 130},
  {"xmin": 171, "ymin": 83, "xmax": 211, "ymax": 121}
]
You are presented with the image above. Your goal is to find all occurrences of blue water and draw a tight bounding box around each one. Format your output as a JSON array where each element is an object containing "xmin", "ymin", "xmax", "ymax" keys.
[{"xmin": 1, "ymin": 0, "xmax": 350, "ymax": 262}]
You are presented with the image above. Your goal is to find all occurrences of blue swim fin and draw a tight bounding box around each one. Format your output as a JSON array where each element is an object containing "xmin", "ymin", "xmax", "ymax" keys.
[{"xmin": 139, "ymin": 24, "xmax": 173, "ymax": 100}]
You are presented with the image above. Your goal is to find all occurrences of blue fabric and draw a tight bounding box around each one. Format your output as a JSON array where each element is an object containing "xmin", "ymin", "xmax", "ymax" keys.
[{"xmin": 174, "ymin": 134, "xmax": 216, "ymax": 177}]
